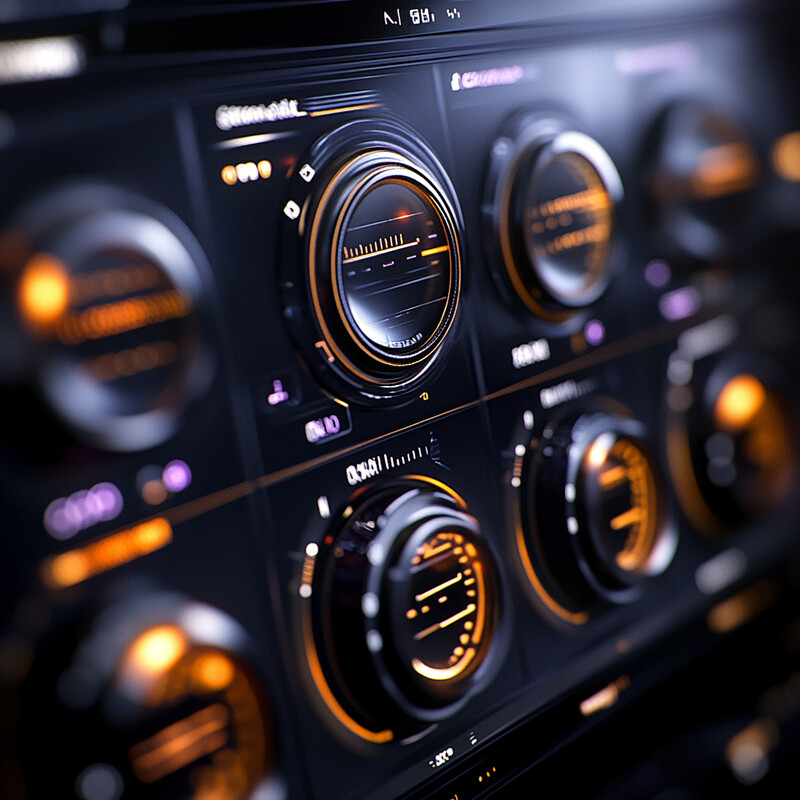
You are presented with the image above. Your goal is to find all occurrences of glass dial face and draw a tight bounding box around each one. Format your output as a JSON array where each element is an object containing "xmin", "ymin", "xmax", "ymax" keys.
[
  {"xmin": 580, "ymin": 432, "xmax": 660, "ymax": 576},
  {"xmin": 395, "ymin": 529, "xmax": 491, "ymax": 684},
  {"xmin": 521, "ymin": 148, "xmax": 614, "ymax": 305},
  {"xmin": 337, "ymin": 177, "xmax": 456, "ymax": 361}
]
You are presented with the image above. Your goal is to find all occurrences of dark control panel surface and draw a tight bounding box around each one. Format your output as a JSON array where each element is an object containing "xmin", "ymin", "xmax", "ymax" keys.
[{"xmin": 2, "ymin": 2, "xmax": 800, "ymax": 798}]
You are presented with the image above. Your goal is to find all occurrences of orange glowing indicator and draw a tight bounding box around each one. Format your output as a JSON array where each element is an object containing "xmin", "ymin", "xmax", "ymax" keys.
[
  {"xmin": 17, "ymin": 252, "xmax": 70, "ymax": 330},
  {"xmin": 128, "ymin": 625, "xmax": 188, "ymax": 678},
  {"xmin": 43, "ymin": 517, "xmax": 173, "ymax": 589},
  {"xmin": 714, "ymin": 374, "xmax": 767, "ymax": 431},
  {"xmin": 772, "ymin": 131, "xmax": 800, "ymax": 182}
]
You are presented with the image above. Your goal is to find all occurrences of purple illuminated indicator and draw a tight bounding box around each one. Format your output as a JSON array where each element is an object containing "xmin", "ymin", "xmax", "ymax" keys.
[
  {"xmin": 162, "ymin": 460, "xmax": 192, "ymax": 493},
  {"xmin": 644, "ymin": 259, "xmax": 672, "ymax": 288},
  {"xmin": 584, "ymin": 320, "xmax": 606, "ymax": 347},
  {"xmin": 44, "ymin": 482, "xmax": 124, "ymax": 540},
  {"xmin": 659, "ymin": 287, "xmax": 701, "ymax": 322}
]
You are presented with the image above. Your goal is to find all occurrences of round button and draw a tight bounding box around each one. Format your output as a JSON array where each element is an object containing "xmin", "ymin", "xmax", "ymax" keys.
[
  {"xmin": 487, "ymin": 117, "xmax": 623, "ymax": 320},
  {"xmin": 304, "ymin": 480, "xmax": 501, "ymax": 741}
]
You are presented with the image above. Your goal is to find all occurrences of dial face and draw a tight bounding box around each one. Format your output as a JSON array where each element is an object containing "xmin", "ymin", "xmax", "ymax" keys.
[
  {"xmin": 394, "ymin": 528, "xmax": 491, "ymax": 685},
  {"xmin": 521, "ymin": 147, "xmax": 614, "ymax": 305},
  {"xmin": 579, "ymin": 431, "xmax": 661, "ymax": 576},
  {"xmin": 496, "ymin": 128, "xmax": 622, "ymax": 316},
  {"xmin": 337, "ymin": 177, "xmax": 456, "ymax": 361},
  {"xmin": 11, "ymin": 195, "xmax": 210, "ymax": 452}
]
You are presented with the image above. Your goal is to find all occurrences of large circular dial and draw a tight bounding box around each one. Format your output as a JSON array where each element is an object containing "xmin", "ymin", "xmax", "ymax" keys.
[
  {"xmin": 301, "ymin": 480, "xmax": 500, "ymax": 742},
  {"xmin": 517, "ymin": 404, "xmax": 675, "ymax": 620},
  {"xmin": 487, "ymin": 117, "xmax": 623, "ymax": 320},
  {"xmin": 3, "ymin": 184, "xmax": 212, "ymax": 452},
  {"xmin": 283, "ymin": 129, "xmax": 462, "ymax": 403},
  {"xmin": 17, "ymin": 592, "xmax": 278, "ymax": 800}
]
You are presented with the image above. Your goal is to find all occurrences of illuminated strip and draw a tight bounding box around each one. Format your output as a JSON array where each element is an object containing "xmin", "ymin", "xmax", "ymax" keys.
[
  {"xmin": 579, "ymin": 676, "xmax": 630, "ymax": 717},
  {"xmin": 414, "ymin": 604, "xmax": 476, "ymax": 641},
  {"xmin": 130, "ymin": 703, "xmax": 230, "ymax": 783},
  {"xmin": 0, "ymin": 36, "xmax": 85, "ymax": 85},
  {"xmin": 415, "ymin": 572, "xmax": 463, "ymax": 602},
  {"xmin": 54, "ymin": 290, "xmax": 191, "ymax": 346},
  {"xmin": 610, "ymin": 507, "xmax": 642, "ymax": 531},
  {"xmin": 43, "ymin": 518, "xmax": 172, "ymax": 589},
  {"xmin": 214, "ymin": 131, "xmax": 294, "ymax": 150},
  {"xmin": 308, "ymin": 103, "xmax": 382, "ymax": 117},
  {"xmin": 599, "ymin": 465, "xmax": 627, "ymax": 489},
  {"xmin": 420, "ymin": 245, "xmax": 450, "ymax": 257}
]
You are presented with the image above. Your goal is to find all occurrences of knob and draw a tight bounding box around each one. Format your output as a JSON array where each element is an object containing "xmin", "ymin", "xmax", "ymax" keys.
[
  {"xmin": 17, "ymin": 590, "xmax": 278, "ymax": 799},
  {"xmin": 517, "ymin": 404, "xmax": 675, "ymax": 620},
  {"xmin": 303, "ymin": 480, "xmax": 501, "ymax": 742},
  {"xmin": 1, "ymin": 183, "xmax": 213, "ymax": 453},
  {"xmin": 486, "ymin": 114, "xmax": 623, "ymax": 321},
  {"xmin": 647, "ymin": 103, "xmax": 760, "ymax": 262},
  {"xmin": 667, "ymin": 355, "xmax": 797, "ymax": 533}
]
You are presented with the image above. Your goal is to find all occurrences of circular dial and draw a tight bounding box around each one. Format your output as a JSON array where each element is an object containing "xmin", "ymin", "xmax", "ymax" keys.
[
  {"xmin": 304, "ymin": 480, "xmax": 500, "ymax": 741},
  {"xmin": 518, "ymin": 405, "xmax": 675, "ymax": 618},
  {"xmin": 668, "ymin": 358, "xmax": 796, "ymax": 532},
  {"xmin": 299, "ymin": 146, "xmax": 461, "ymax": 399},
  {"xmin": 5, "ymin": 184, "xmax": 212, "ymax": 452},
  {"xmin": 337, "ymin": 175, "xmax": 456, "ymax": 361},
  {"xmin": 490, "ymin": 122, "xmax": 623, "ymax": 319},
  {"xmin": 18, "ymin": 593, "xmax": 277, "ymax": 800},
  {"xmin": 648, "ymin": 103, "xmax": 760, "ymax": 261}
]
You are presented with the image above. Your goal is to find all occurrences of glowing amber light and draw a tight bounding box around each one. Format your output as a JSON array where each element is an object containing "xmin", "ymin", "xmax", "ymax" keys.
[
  {"xmin": 714, "ymin": 374, "xmax": 767, "ymax": 431},
  {"xmin": 17, "ymin": 252, "xmax": 70, "ymax": 329},
  {"xmin": 43, "ymin": 518, "xmax": 173, "ymax": 589},
  {"xmin": 128, "ymin": 625, "xmax": 188, "ymax": 678},
  {"xmin": 193, "ymin": 653, "xmax": 236, "ymax": 692},
  {"xmin": 772, "ymin": 131, "xmax": 800, "ymax": 182}
]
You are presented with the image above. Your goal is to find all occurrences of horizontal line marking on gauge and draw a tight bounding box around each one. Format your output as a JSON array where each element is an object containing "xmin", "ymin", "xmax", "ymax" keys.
[
  {"xmin": 347, "ymin": 210, "xmax": 425, "ymax": 232},
  {"xmin": 420, "ymin": 245, "xmax": 449, "ymax": 257},
  {"xmin": 376, "ymin": 295, "xmax": 448, "ymax": 325},
  {"xmin": 360, "ymin": 271, "xmax": 444, "ymax": 298}
]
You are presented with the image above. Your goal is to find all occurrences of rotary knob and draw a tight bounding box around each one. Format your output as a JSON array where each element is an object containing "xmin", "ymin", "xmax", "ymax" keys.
[
  {"xmin": 517, "ymin": 404, "xmax": 676, "ymax": 621},
  {"xmin": 16, "ymin": 591, "xmax": 278, "ymax": 799},
  {"xmin": 303, "ymin": 480, "xmax": 501, "ymax": 742}
]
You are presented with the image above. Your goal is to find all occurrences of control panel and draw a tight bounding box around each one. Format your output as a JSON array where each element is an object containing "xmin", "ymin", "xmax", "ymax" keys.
[{"xmin": 2, "ymin": 2, "xmax": 800, "ymax": 798}]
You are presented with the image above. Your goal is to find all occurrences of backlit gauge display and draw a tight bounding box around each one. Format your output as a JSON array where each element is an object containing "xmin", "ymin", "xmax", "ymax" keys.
[
  {"xmin": 492, "ymin": 125, "xmax": 622, "ymax": 319},
  {"xmin": 668, "ymin": 359, "xmax": 796, "ymax": 532},
  {"xmin": 337, "ymin": 177, "xmax": 455, "ymax": 361},
  {"xmin": 19, "ymin": 596, "xmax": 277, "ymax": 800},
  {"xmin": 306, "ymin": 149, "xmax": 461, "ymax": 394},
  {"xmin": 579, "ymin": 430, "xmax": 663, "ymax": 580},
  {"xmin": 518, "ymin": 406, "xmax": 674, "ymax": 618},
  {"xmin": 303, "ymin": 481, "xmax": 500, "ymax": 741},
  {"xmin": 9, "ymin": 185, "xmax": 211, "ymax": 452},
  {"xmin": 392, "ymin": 528, "xmax": 489, "ymax": 685}
]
